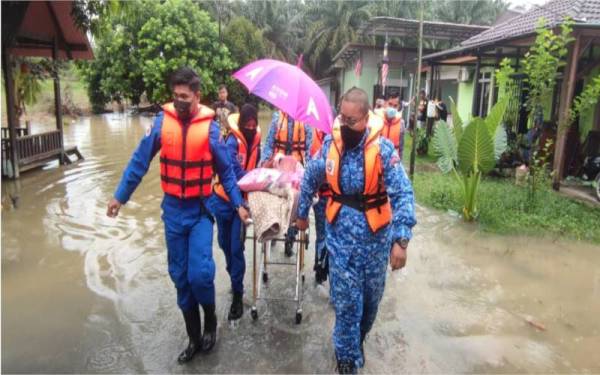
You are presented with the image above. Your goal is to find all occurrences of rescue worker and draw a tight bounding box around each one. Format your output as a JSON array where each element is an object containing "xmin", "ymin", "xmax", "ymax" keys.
[
  {"xmin": 309, "ymin": 127, "xmax": 330, "ymax": 284},
  {"xmin": 381, "ymin": 91, "xmax": 405, "ymax": 159},
  {"xmin": 106, "ymin": 67, "xmax": 250, "ymax": 364},
  {"xmin": 209, "ymin": 104, "xmax": 261, "ymax": 321},
  {"xmin": 261, "ymin": 110, "xmax": 312, "ymax": 257},
  {"xmin": 296, "ymin": 87, "xmax": 416, "ymax": 374}
]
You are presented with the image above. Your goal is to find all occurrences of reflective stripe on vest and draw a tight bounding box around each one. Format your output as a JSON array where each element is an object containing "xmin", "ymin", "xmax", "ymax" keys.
[
  {"xmin": 274, "ymin": 111, "xmax": 306, "ymax": 164},
  {"xmin": 160, "ymin": 102, "xmax": 215, "ymax": 199},
  {"xmin": 382, "ymin": 115, "xmax": 404, "ymax": 150},
  {"xmin": 325, "ymin": 113, "xmax": 391, "ymax": 233},
  {"xmin": 214, "ymin": 113, "xmax": 261, "ymax": 202}
]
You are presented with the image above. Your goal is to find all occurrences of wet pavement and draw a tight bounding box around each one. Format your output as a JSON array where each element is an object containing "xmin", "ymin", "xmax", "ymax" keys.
[{"xmin": 2, "ymin": 114, "xmax": 600, "ymax": 373}]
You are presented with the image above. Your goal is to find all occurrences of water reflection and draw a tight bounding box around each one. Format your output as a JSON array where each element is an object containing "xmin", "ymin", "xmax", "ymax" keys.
[{"xmin": 2, "ymin": 114, "xmax": 600, "ymax": 373}]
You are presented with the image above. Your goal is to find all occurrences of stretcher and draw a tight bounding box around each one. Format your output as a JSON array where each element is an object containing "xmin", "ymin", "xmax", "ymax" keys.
[{"xmin": 245, "ymin": 192, "xmax": 309, "ymax": 324}]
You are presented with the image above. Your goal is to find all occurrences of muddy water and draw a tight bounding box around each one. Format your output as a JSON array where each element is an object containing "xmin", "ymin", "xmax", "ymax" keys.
[{"xmin": 2, "ymin": 114, "xmax": 600, "ymax": 373}]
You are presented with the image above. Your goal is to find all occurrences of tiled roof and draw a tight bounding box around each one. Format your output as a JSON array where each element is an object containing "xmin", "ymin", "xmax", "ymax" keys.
[{"xmin": 423, "ymin": 0, "xmax": 600, "ymax": 61}]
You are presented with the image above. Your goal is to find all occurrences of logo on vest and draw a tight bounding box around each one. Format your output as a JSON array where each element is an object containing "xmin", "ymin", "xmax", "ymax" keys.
[{"xmin": 326, "ymin": 159, "xmax": 335, "ymax": 176}]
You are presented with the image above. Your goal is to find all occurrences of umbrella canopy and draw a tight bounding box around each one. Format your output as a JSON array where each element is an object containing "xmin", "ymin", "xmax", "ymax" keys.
[{"xmin": 233, "ymin": 59, "xmax": 334, "ymax": 134}]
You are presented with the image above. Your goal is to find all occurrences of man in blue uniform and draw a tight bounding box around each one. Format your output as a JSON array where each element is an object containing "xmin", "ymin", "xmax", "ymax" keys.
[
  {"xmin": 106, "ymin": 67, "xmax": 249, "ymax": 364},
  {"xmin": 296, "ymin": 87, "xmax": 416, "ymax": 374},
  {"xmin": 261, "ymin": 110, "xmax": 312, "ymax": 256}
]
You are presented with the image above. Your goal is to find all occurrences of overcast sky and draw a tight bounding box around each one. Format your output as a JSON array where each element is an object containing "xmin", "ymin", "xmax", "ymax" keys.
[{"xmin": 507, "ymin": 0, "xmax": 549, "ymax": 10}]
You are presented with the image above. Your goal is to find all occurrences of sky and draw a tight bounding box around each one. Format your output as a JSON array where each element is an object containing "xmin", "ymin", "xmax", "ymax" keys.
[{"xmin": 507, "ymin": 0, "xmax": 550, "ymax": 11}]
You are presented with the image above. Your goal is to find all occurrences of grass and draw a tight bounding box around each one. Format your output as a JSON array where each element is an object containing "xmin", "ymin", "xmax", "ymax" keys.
[{"xmin": 399, "ymin": 132, "xmax": 600, "ymax": 244}]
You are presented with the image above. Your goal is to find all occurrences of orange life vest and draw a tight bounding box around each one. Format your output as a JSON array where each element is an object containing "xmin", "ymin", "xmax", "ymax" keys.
[
  {"xmin": 160, "ymin": 102, "xmax": 215, "ymax": 199},
  {"xmin": 213, "ymin": 113, "xmax": 261, "ymax": 202},
  {"xmin": 381, "ymin": 114, "xmax": 404, "ymax": 152},
  {"xmin": 325, "ymin": 113, "xmax": 391, "ymax": 233},
  {"xmin": 274, "ymin": 111, "xmax": 306, "ymax": 164}
]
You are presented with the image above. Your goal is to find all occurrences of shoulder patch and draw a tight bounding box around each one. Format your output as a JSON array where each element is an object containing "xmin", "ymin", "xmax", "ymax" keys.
[
  {"xmin": 326, "ymin": 158, "xmax": 335, "ymax": 176},
  {"xmin": 145, "ymin": 123, "xmax": 153, "ymax": 137}
]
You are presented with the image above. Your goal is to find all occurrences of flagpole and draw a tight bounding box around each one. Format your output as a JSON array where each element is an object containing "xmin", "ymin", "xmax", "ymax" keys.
[{"xmin": 409, "ymin": 0, "xmax": 424, "ymax": 180}]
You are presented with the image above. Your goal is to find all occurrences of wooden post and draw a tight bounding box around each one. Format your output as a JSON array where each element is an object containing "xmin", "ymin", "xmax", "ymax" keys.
[
  {"xmin": 52, "ymin": 37, "xmax": 66, "ymax": 164},
  {"xmin": 1, "ymin": 48, "xmax": 20, "ymax": 178},
  {"xmin": 552, "ymin": 32, "xmax": 581, "ymax": 190},
  {"xmin": 472, "ymin": 55, "xmax": 481, "ymax": 116}
]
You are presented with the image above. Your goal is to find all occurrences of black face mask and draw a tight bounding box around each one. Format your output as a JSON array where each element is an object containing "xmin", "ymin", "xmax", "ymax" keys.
[
  {"xmin": 241, "ymin": 128, "xmax": 257, "ymax": 145},
  {"xmin": 340, "ymin": 125, "xmax": 365, "ymax": 150},
  {"xmin": 174, "ymin": 99, "xmax": 192, "ymax": 122}
]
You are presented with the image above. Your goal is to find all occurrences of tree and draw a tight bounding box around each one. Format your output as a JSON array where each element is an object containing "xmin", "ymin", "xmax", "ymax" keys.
[
  {"xmin": 302, "ymin": 0, "xmax": 372, "ymax": 77},
  {"xmin": 239, "ymin": 0, "xmax": 306, "ymax": 63},
  {"xmin": 222, "ymin": 16, "xmax": 268, "ymax": 105},
  {"xmin": 78, "ymin": 0, "xmax": 235, "ymax": 109},
  {"xmin": 137, "ymin": 0, "xmax": 235, "ymax": 103}
]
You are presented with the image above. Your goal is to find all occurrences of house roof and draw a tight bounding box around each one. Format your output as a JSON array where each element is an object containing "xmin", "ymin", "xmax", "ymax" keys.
[
  {"xmin": 332, "ymin": 43, "xmax": 435, "ymax": 64},
  {"xmin": 359, "ymin": 17, "xmax": 489, "ymax": 41},
  {"xmin": 423, "ymin": 0, "xmax": 600, "ymax": 62},
  {"xmin": 2, "ymin": 1, "xmax": 94, "ymax": 60}
]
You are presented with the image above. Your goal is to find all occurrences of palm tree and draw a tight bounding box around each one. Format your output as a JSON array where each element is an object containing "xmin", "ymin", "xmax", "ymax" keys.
[
  {"xmin": 302, "ymin": 0, "xmax": 372, "ymax": 78},
  {"xmin": 239, "ymin": 0, "xmax": 306, "ymax": 63}
]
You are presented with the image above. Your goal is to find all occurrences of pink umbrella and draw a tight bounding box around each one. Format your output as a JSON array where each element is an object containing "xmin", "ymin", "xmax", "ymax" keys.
[{"xmin": 233, "ymin": 59, "xmax": 334, "ymax": 134}]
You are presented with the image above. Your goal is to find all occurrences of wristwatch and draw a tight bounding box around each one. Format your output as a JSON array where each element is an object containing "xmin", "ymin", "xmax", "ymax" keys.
[{"xmin": 395, "ymin": 238, "xmax": 409, "ymax": 249}]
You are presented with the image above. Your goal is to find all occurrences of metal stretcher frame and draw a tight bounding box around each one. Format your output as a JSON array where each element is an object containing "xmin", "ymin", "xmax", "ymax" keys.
[{"xmin": 246, "ymin": 224, "xmax": 309, "ymax": 324}]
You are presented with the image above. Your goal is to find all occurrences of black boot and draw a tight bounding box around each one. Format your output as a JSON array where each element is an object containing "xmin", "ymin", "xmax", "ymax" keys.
[
  {"xmin": 360, "ymin": 330, "xmax": 367, "ymax": 363},
  {"xmin": 201, "ymin": 304, "xmax": 217, "ymax": 352},
  {"xmin": 315, "ymin": 247, "xmax": 329, "ymax": 284},
  {"xmin": 177, "ymin": 307, "xmax": 201, "ymax": 364},
  {"xmin": 284, "ymin": 238, "xmax": 294, "ymax": 257},
  {"xmin": 228, "ymin": 291, "xmax": 243, "ymax": 321},
  {"xmin": 336, "ymin": 359, "xmax": 356, "ymax": 374}
]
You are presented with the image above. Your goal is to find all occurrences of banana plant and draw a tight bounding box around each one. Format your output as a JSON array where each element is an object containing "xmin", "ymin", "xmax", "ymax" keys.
[{"xmin": 431, "ymin": 98, "xmax": 508, "ymax": 221}]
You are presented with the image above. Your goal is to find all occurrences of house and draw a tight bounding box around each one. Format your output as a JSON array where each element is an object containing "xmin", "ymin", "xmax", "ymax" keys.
[
  {"xmin": 328, "ymin": 17, "xmax": 490, "ymax": 109},
  {"xmin": 422, "ymin": 0, "xmax": 600, "ymax": 186}
]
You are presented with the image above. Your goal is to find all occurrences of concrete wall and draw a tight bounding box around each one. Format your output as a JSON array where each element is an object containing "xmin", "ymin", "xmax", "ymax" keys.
[{"xmin": 336, "ymin": 47, "xmax": 421, "ymax": 105}]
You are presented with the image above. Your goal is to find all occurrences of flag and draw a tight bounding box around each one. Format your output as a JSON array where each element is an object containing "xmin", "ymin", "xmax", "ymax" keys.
[
  {"xmin": 354, "ymin": 57, "xmax": 362, "ymax": 78},
  {"xmin": 381, "ymin": 35, "xmax": 389, "ymax": 94}
]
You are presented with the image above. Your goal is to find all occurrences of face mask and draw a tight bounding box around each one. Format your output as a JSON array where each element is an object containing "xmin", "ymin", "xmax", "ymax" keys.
[
  {"xmin": 386, "ymin": 107, "xmax": 398, "ymax": 119},
  {"xmin": 241, "ymin": 128, "xmax": 257, "ymax": 145},
  {"xmin": 174, "ymin": 99, "xmax": 192, "ymax": 121},
  {"xmin": 340, "ymin": 125, "xmax": 365, "ymax": 150}
]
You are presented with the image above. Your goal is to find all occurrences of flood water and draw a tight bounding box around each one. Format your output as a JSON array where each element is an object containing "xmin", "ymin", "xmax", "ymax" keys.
[{"xmin": 2, "ymin": 114, "xmax": 600, "ymax": 373}]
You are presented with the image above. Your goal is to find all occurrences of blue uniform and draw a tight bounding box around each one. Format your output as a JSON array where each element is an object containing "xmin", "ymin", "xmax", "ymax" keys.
[
  {"xmin": 114, "ymin": 112, "xmax": 243, "ymax": 312},
  {"xmin": 297, "ymin": 128, "xmax": 416, "ymax": 369},
  {"xmin": 261, "ymin": 111, "xmax": 313, "ymax": 252},
  {"xmin": 260, "ymin": 111, "xmax": 313, "ymax": 164},
  {"xmin": 206, "ymin": 133, "xmax": 250, "ymax": 295}
]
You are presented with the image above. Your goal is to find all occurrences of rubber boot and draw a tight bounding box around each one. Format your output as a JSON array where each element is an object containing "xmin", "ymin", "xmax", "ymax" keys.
[
  {"xmin": 201, "ymin": 304, "xmax": 217, "ymax": 352},
  {"xmin": 284, "ymin": 238, "xmax": 294, "ymax": 257},
  {"xmin": 315, "ymin": 247, "xmax": 329, "ymax": 284},
  {"xmin": 360, "ymin": 330, "xmax": 367, "ymax": 364},
  {"xmin": 177, "ymin": 307, "xmax": 201, "ymax": 364},
  {"xmin": 228, "ymin": 291, "xmax": 243, "ymax": 321},
  {"xmin": 336, "ymin": 359, "xmax": 356, "ymax": 374}
]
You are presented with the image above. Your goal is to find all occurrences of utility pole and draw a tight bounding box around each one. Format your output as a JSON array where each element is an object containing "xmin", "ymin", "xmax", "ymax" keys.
[{"xmin": 409, "ymin": 0, "xmax": 424, "ymax": 180}]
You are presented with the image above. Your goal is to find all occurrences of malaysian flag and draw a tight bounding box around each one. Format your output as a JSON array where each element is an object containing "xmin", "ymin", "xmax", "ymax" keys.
[
  {"xmin": 354, "ymin": 57, "xmax": 362, "ymax": 77},
  {"xmin": 381, "ymin": 35, "xmax": 389, "ymax": 95}
]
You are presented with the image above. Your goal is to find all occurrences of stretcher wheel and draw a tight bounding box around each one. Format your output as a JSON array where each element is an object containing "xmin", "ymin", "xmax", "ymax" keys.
[
  {"xmin": 262, "ymin": 273, "xmax": 269, "ymax": 283},
  {"xmin": 251, "ymin": 309, "xmax": 258, "ymax": 321},
  {"xmin": 295, "ymin": 311, "xmax": 302, "ymax": 324}
]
